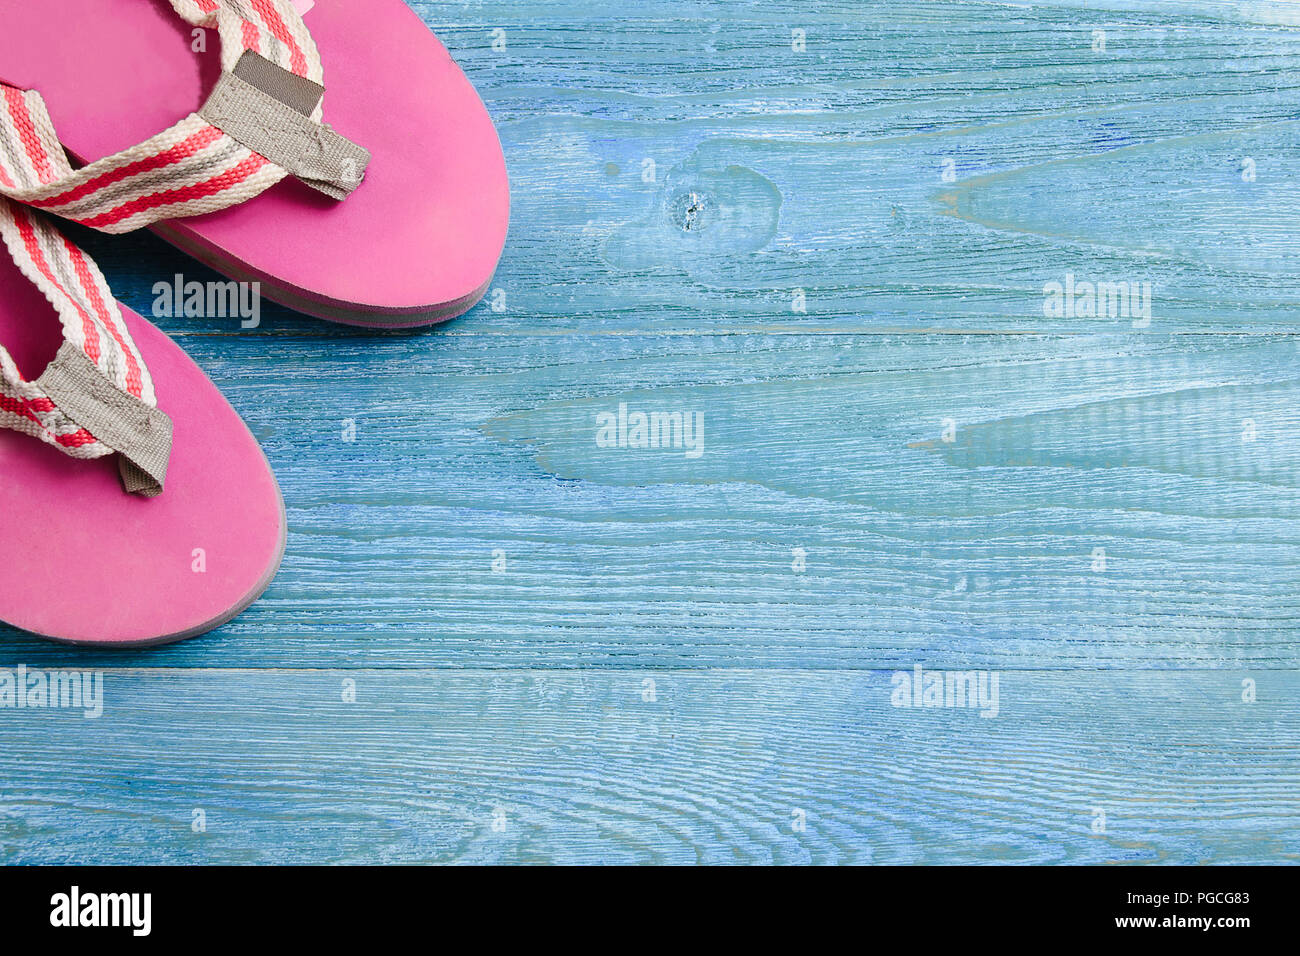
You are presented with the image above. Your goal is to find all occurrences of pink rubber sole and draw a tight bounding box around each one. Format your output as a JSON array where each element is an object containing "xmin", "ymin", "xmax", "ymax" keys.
[
  {"xmin": 0, "ymin": 254, "xmax": 286, "ymax": 647},
  {"xmin": 0, "ymin": 0, "xmax": 510, "ymax": 327}
]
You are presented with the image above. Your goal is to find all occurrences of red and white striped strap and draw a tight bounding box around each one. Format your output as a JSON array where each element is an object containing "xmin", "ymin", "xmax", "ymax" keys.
[
  {"xmin": 0, "ymin": 197, "xmax": 172, "ymax": 496},
  {"xmin": 0, "ymin": 0, "xmax": 366, "ymax": 235}
]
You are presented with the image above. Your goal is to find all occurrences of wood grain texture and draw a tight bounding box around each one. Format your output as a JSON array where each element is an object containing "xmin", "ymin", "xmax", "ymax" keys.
[
  {"xmin": 1, "ymin": 670, "xmax": 1295, "ymax": 865},
  {"xmin": 2, "ymin": 0, "xmax": 1299, "ymax": 863}
]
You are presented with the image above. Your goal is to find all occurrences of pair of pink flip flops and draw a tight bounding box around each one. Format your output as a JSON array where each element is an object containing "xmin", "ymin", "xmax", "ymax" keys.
[{"xmin": 0, "ymin": 0, "xmax": 510, "ymax": 645}]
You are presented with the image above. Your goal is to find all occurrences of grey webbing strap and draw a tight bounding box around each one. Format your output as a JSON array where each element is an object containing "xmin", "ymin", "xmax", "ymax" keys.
[
  {"xmin": 199, "ymin": 50, "xmax": 370, "ymax": 200},
  {"xmin": 36, "ymin": 343, "xmax": 173, "ymax": 498}
]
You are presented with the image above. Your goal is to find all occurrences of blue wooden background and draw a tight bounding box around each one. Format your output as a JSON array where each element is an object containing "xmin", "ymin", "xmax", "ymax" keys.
[{"xmin": 3, "ymin": 0, "xmax": 1299, "ymax": 864}]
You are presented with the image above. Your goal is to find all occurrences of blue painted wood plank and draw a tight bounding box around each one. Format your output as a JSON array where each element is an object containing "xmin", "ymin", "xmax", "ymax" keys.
[
  {"xmin": 6, "ymin": 330, "xmax": 1299, "ymax": 669},
  {"xmin": 1, "ymin": 669, "xmax": 1294, "ymax": 864}
]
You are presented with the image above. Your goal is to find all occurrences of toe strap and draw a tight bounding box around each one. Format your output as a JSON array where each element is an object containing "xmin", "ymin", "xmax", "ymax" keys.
[
  {"xmin": 1, "ymin": 198, "xmax": 172, "ymax": 499},
  {"xmin": 200, "ymin": 50, "xmax": 369, "ymax": 200},
  {"xmin": 36, "ymin": 342, "xmax": 173, "ymax": 498}
]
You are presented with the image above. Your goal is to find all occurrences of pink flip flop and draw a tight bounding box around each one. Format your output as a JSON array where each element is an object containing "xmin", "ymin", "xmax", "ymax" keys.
[
  {"xmin": 0, "ymin": 0, "xmax": 509, "ymax": 327},
  {"xmin": 0, "ymin": 198, "xmax": 285, "ymax": 646}
]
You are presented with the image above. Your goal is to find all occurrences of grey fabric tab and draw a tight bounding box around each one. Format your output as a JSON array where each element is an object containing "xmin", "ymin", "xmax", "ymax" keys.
[
  {"xmin": 36, "ymin": 342, "xmax": 173, "ymax": 499},
  {"xmin": 232, "ymin": 49, "xmax": 325, "ymax": 116},
  {"xmin": 200, "ymin": 51, "xmax": 370, "ymax": 199}
]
